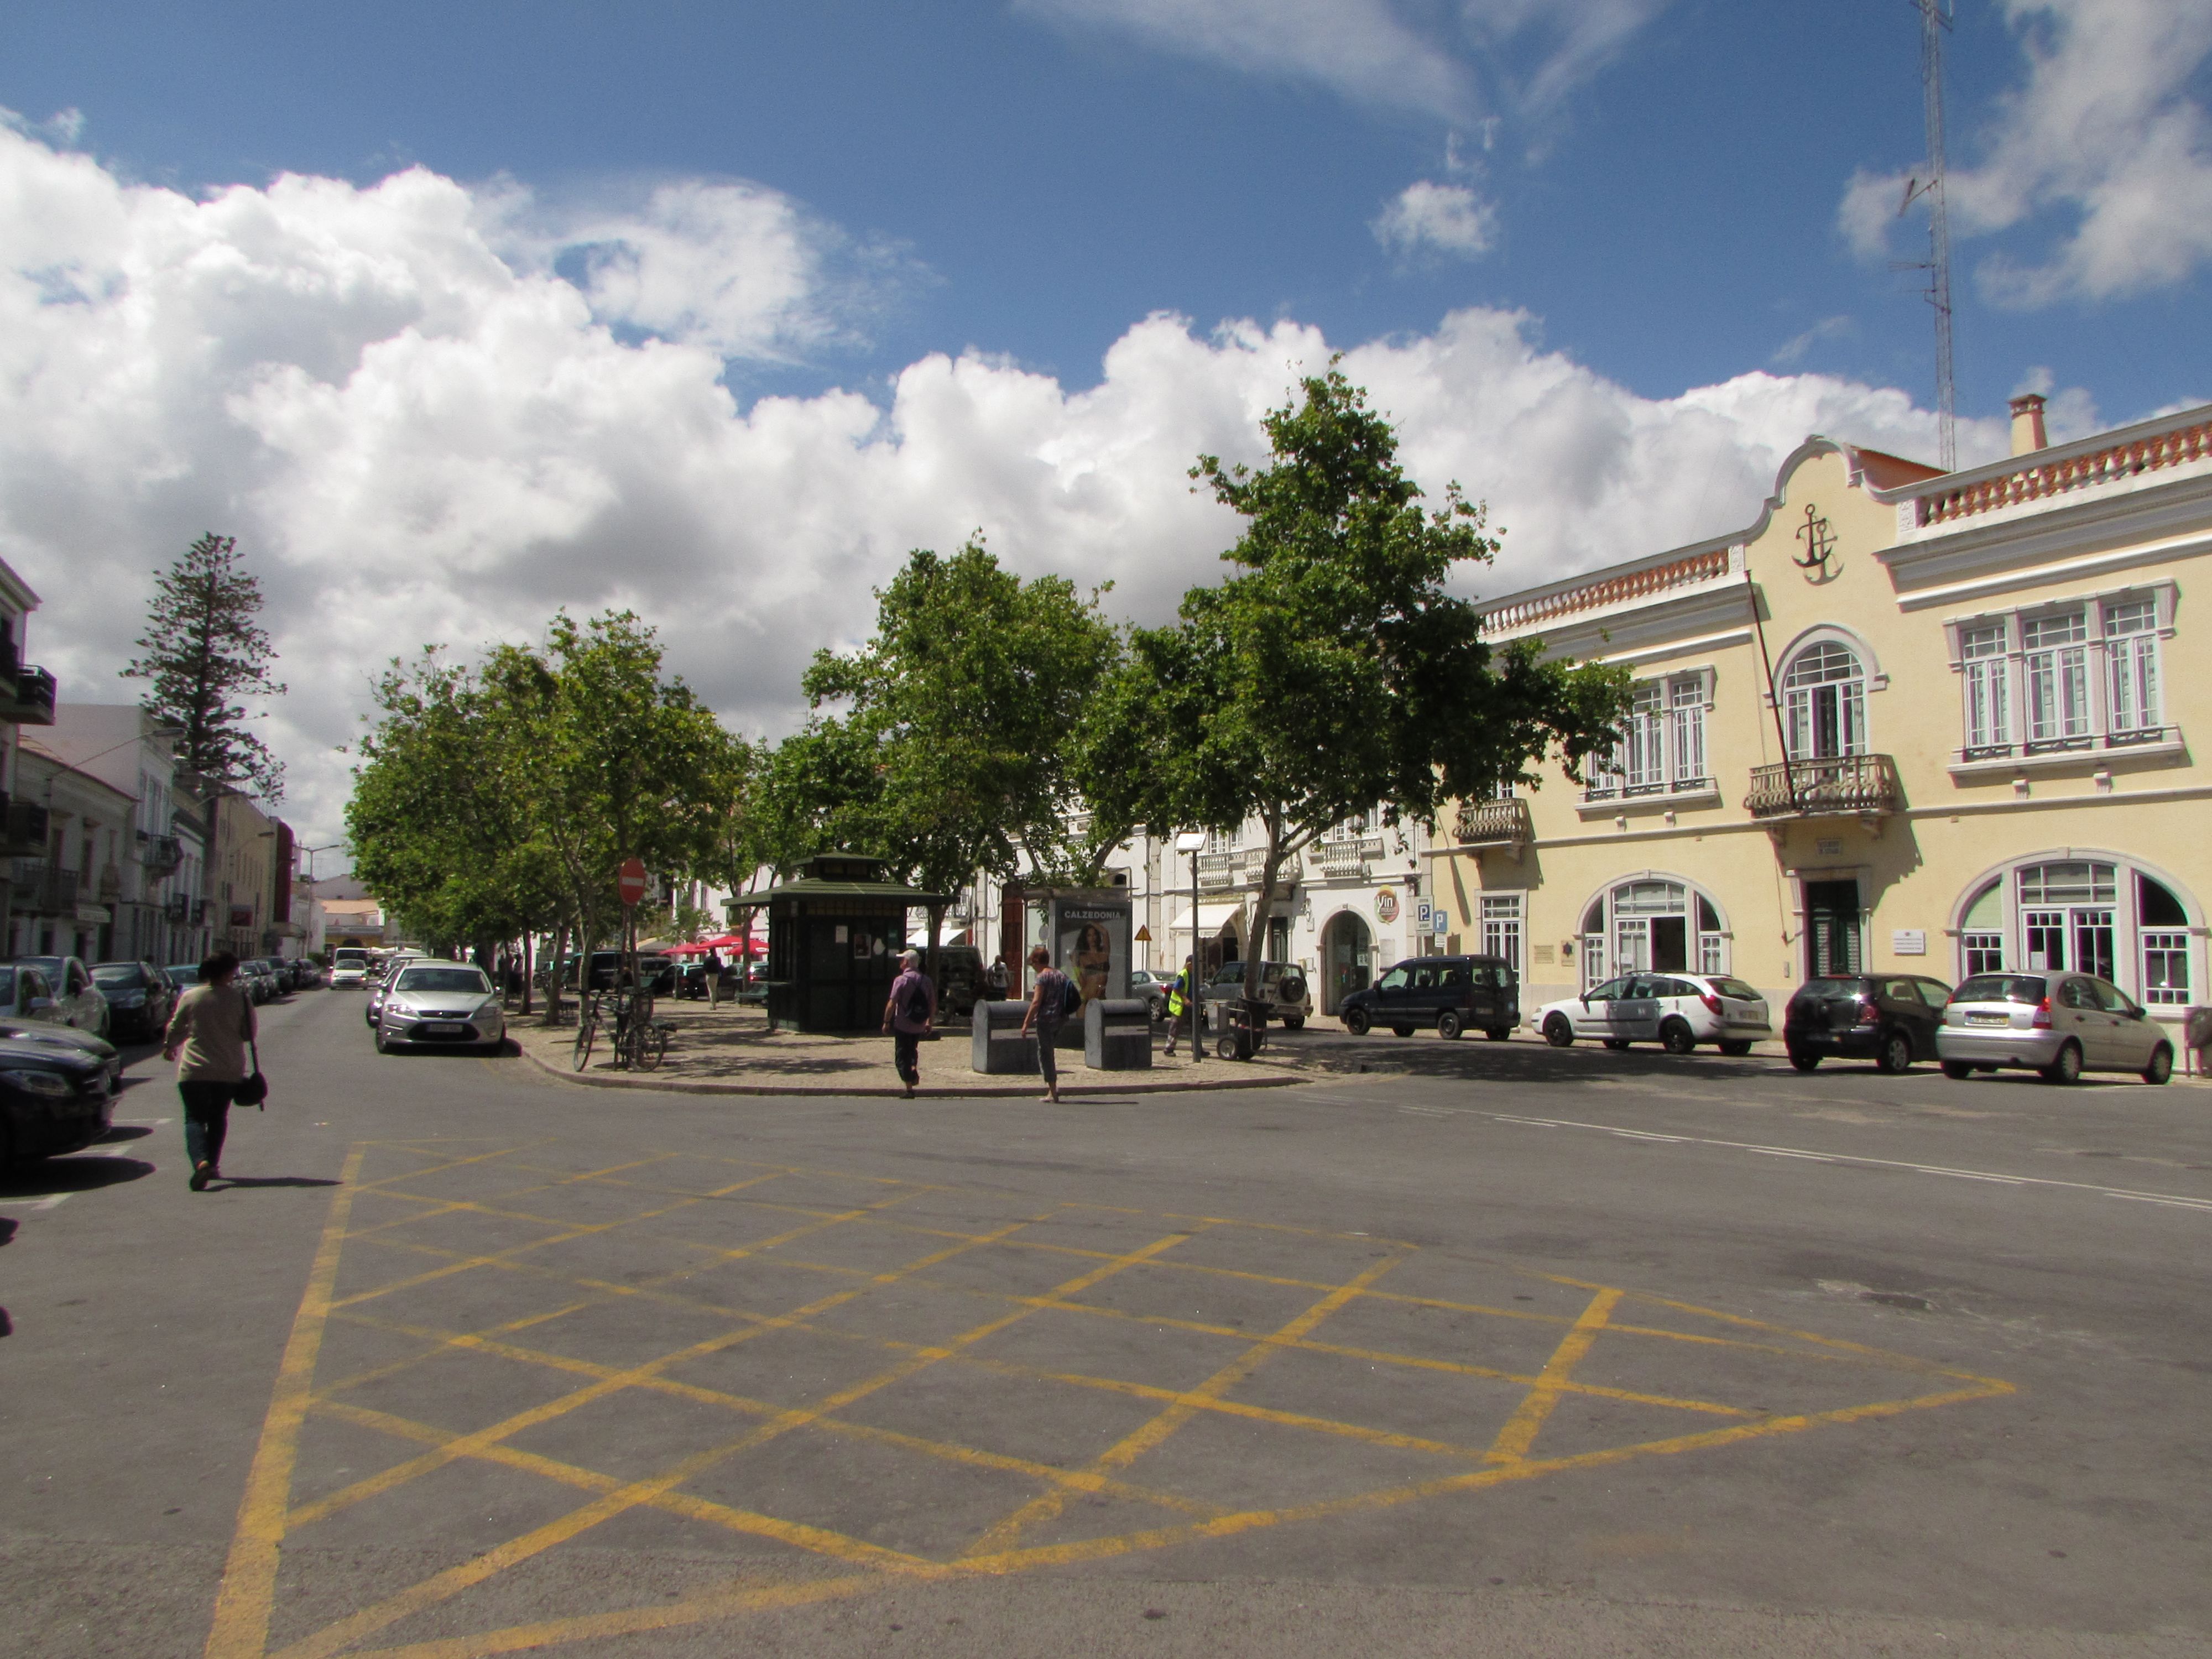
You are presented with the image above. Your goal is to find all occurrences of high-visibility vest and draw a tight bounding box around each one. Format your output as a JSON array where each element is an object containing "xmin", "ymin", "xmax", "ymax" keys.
[{"xmin": 1166, "ymin": 975, "xmax": 1187, "ymax": 1016}]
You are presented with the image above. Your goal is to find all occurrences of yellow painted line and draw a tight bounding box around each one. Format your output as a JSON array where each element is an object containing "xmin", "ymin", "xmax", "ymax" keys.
[
  {"xmin": 270, "ymin": 1218, "xmax": 1190, "ymax": 1659},
  {"xmin": 960, "ymin": 1248, "xmax": 1408, "ymax": 1561},
  {"xmin": 957, "ymin": 1375, "xmax": 2019, "ymax": 1577},
  {"xmin": 336, "ymin": 1152, "xmax": 693, "ymax": 1240},
  {"xmin": 202, "ymin": 1146, "xmax": 367, "ymax": 1659},
  {"xmin": 1485, "ymin": 1287, "xmax": 1622, "ymax": 1465}
]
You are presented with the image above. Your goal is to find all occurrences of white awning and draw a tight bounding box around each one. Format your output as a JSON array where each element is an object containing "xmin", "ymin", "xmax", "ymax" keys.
[{"xmin": 1165, "ymin": 900, "xmax": 1246, "ymax": 935}]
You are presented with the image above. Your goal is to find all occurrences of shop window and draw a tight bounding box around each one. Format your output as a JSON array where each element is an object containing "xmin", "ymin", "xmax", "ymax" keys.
[
  {"xmin": 2140, "ymin": 873, "xmax": 2191, "ymax": 1006},
  {"xmin": 1959, "ymin": 880, "xmax": 2004, "ymax": 976},
  {"xmin": 1958, "ymin": 859, "xmax": 2195, "ymax": 1009}
]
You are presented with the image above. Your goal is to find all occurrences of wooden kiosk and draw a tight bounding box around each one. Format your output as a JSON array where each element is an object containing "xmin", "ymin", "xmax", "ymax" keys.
[{"xmin": 748, "ymin": 854, "xmax": 948, "ymax": 1034}]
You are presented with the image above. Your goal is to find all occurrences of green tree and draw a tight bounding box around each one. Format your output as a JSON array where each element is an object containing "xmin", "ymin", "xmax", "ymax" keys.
[
  {"xmin": 775, "ymin": 539, "xmax": 1126, "ymax": 958},
  {"xmin": 123, "ymin": 531, "xmax": 288, "ymax": 798},
  {"xmin": 1092, "ymin": 368, "xmax": 1631, "ymax": 1002}
]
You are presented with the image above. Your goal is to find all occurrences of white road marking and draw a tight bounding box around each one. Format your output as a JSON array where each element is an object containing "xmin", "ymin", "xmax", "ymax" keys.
[
  {"xmin": 1486, "ymin": 1112, "xmax": 2212, "ymax": 1212},
  {"xmin": 0, "ymin": 1193, "xmax": 71, "ymax": 1210}
]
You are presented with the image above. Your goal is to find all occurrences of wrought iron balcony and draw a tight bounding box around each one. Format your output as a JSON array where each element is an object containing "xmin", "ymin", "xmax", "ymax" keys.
[
  {"xmin": 11, "ymin": 864, "xmax": 81, "ymax": 912},
  {"xmin": 0, "ymin": 795, "xmax": 44, "ymax": 857},
  {"xmin": 140, "ymin": 833, "xmax": 184, "ymax": 877},
  {"xmin": 1454, "ymin": 797, "xmax": 1532, "ymax": 848},
  {"xmin": 164, "ymin": 893, "xmax": 190, "ymax": 922},
  {"xmin": 0, "ymin": 665, "xmax": 57, "ymax": 725},
  {"xmin": 1744, "ymin": 754, "xmax": 1902, "ymax": 820}
]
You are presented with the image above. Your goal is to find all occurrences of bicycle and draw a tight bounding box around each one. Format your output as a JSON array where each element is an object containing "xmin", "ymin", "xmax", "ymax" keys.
[{"xmin": 571, "ymin": 990, "xmax": 602, "ymax": 1071}]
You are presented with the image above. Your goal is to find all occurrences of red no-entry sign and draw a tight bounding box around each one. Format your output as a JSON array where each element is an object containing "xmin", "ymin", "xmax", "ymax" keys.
[{"xmin": 616, "ymin": 856, "xmax": 648, "ymax": 907}]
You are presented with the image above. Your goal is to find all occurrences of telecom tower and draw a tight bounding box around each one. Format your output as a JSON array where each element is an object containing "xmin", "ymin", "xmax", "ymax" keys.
[{"xmin": 1899, "ymin": 0, "xmax": 1957, "ymax": 471}]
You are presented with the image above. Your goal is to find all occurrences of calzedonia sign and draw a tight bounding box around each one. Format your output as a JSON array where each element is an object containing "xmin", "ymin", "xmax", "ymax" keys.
[{"xmin": 1046, "ymin": 894, "xmax": 1131, "ymax": 1015}]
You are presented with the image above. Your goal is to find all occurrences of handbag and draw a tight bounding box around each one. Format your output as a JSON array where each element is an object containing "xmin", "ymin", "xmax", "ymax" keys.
[{"xmin": 236, "ymin": 1040, "xmax": 269, "ymax": 1108}]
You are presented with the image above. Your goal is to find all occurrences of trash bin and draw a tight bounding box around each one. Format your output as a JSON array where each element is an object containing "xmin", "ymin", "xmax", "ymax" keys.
[
  {"xmin": 972, "ymin": 1000, "xmax": 1039, "ymax": 1075},
  {"xmin": 1084, "ymin": 998, "xmax": 1152, "ymax": 1071},
  {"xmin": 1208, "ymin": 997, "xmax": 1267, "ymax": 1062}
]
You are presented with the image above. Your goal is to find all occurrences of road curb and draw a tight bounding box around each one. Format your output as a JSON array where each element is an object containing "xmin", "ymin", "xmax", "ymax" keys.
[{"xmin": 512, "ymin": 1041, "xmax": 1304, "ymax": 1099}]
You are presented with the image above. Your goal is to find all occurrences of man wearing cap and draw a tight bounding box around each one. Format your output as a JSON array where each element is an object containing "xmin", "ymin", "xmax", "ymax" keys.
[{"xmin": 882, "ymin": 948, "xmax": 937, "ymax": 1099}]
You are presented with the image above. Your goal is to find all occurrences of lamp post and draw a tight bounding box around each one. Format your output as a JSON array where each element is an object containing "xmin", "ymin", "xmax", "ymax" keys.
[{"xmin": 1175, "ymin": 831, "xmax": 1207, "ymax": 1065}]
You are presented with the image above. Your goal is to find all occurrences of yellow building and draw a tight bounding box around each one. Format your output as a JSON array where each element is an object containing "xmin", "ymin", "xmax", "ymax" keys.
[{"xmin": 1436, "ymin": 394, "xmax": 2212, "ymax": 1039}]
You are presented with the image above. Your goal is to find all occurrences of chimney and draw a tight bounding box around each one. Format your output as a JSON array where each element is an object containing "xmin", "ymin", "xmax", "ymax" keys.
[{"xmin": 2009, "ymin": 393, "xmax": 2048, "ymax": 457}]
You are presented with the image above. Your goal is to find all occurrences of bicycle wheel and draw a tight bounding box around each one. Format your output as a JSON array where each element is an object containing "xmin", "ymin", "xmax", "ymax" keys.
[
  {"xmin": 638, "ymin": 1024, "xmax": 669, "ymax": 1072},
  {"xmin": 571, "ymin": 1006, "xmax": 597, "ymax": 1071}
]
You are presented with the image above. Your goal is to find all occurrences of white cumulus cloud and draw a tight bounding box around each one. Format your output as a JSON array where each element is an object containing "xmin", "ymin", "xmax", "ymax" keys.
[
  {"xmin": 1839, "ymin": 0, "xmax": 2212, "ymax": 305},
  {"xmin": 0, "ymin": 122, "xmax": 1996, "ymax": 855},
  {"xmin": 1373, "ymin": 180, "xmax": 1498, "ymax": 259}
]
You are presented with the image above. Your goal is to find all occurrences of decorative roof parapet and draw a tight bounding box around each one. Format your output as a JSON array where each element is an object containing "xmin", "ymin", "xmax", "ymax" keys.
[
  {"xmin": 1479, "ymin": 546, "xmax": 1733, "ymax": 635},
  {"xmin": 1910, "ymin": 416, "xmax": 2211, "ymax": 529}
]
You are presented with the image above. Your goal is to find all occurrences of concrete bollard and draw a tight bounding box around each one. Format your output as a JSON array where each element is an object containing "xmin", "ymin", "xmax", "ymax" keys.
[
  {"xmin": 972, "ymin": 1000, "xmax": 1039, "ymax": 1074},
  {"xmin": 1083, "ymin": 999, "xmax": 1152, "ymax": 1071}
]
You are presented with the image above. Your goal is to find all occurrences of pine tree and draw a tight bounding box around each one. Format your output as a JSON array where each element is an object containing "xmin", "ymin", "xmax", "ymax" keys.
[{"xmin": 122, "ymin": 532, "xmax": 288, "ymax": 799}]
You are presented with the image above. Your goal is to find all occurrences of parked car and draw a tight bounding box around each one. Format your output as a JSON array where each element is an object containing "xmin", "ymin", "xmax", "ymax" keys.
[
  {"xmin": 90, "ymin": 959, "xmax": 178, "ymax": 1043},
  {"xmin": 373, "ymin": 961, "xmax": 507, "ymax": 1055},
  {"xmin": 1200, "ymin": 961, "xmax": 1313, "ymax": 1029},
  {"xmin": 1342, "ymin": 955, "xmax": 1516, "ymax": 1040},
  {"xmin": 1532, "ymin": 972, "xmax": 1770, "ymax": 1055},
  {"xmin": 0, "ymin": 961, "xmax": 63, "ymax": 1025},
  {"xmin": 928, "ymin": 946, "xmax": 987, "ymax": 1020},
  {"xmin": 9, "ymin": 956, "xmax": 109, "ymax": 1038},
  {"xmin": 1126, "ymin": 968, "xmax": 1171, "ymax": 1021},
  {"xmin": 330, "ymin": 947, "xmax": 373, "ymax": 988},
  {"xmin": 365, "ymin": 958, "xmax": 406, "ymax": 1026},
  {"xmin": 1784, "ymin": 974, "xmax": 1953, "ymax": 1073},
  {"xmin": 0, "ymin": 1020, "xmax": 121, "ymax": 1166},
  {"xmin": 1936, "ymin": 971, "xmax": 2174, "ymax": 1085}
]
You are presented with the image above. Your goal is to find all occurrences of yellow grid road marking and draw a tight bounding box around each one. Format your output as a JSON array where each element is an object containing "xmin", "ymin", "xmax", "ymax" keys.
[{"xmin": 1485, "ymin": 1286, "xmax": 1621, "ymax": 1465}]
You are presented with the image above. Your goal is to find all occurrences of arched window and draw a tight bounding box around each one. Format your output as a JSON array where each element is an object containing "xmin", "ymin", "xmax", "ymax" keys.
[
  {"xmin": 1952, "ymin": 857, "xmax": 2199, "ymax": 1008},
  {"xmin": 1578, "ymin": 877, "xmax": 1728, "ymax": 988},
  {"xmin": 1782, "ymin": 640, "xmax": 1867, "ymax": 759}
]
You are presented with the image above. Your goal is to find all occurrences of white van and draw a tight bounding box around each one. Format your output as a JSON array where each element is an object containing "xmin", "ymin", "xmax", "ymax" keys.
[{"xmin": 330, "ymin": 947, "xmax": 372, "ymax": 988}]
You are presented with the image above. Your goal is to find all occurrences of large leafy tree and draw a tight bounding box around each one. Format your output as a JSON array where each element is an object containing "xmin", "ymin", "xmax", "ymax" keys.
[
  {"xmin": 122, "ymin": 531, "xmax": 288, "ymax": 799},
  {"xmin": 1092, "ymin": 368, "xmax": 1631, "ymax": 1001},
  {"xmin": 769, "ymin": 539, "xmax": 1125, "ymax": 956}
]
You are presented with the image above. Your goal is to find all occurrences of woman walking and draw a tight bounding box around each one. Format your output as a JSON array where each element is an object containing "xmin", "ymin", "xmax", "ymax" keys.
[
  {"xmin": 1019, "ymin": 944, "xmax": 1070, "ymax": 1104},
  {"xmin": 161, "ymin": 952, "xmax": 257, "ymax": 1191}
]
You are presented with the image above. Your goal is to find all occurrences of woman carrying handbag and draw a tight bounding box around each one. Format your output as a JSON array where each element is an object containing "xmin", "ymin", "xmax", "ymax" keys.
[{"xmin": 161, "ymin": 951, "xmax": 263, "ymax": 1191}]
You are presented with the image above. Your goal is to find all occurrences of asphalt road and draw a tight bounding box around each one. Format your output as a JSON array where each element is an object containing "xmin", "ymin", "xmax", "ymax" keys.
[{"xmin": 3, "ymin": 989, "xmax": 2209, "ymax": 1659}]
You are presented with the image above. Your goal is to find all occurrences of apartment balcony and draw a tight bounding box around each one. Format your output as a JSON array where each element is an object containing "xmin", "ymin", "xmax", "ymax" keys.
[
  {"xmin": 0, "ymin": 664, "xmax": 58, "ymax": 725},
  {"xmin": 1453, "ymin": 797, "xmax": 1532, "ymax": 849},
  {"xmin": 97, "ymin": 864, "xmax": 123, "ymax": 901},
  {"xmin": 1744, "ymin": 754, "xmax": 1903, "ymax": 821},
  {"xmin": 1194, "ymin": 848, "xmax": 1303, "ymax": 890},
  {"xmin": 1308, "ymin": 836, "xmax": 1383, "ymax": 880},
  {"xmin": 11, "ymin": 864, "xmax": 81, "ymax": 914},
  {"xmin": 0, "ymin": 795, "xmax": 45, "ymax": 857},
  {"xmin": 140, "ymin": 833, "xmax": 184, "ymax": 878},
  {"xmin": 164, "ymin": 893, "xmax": 191, "ymax": 923}
]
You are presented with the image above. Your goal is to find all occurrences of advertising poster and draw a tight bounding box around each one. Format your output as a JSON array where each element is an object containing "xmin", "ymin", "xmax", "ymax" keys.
[{"xmin": 1048, "ymin": 894, "xmax": 1131, "ymax": 1015}]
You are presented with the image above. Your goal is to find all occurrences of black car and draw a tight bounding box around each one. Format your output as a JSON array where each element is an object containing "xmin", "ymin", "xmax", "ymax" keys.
[
  {"xmin": 1339, "ymin": 955, "xmax": 1519, "ymax": 1040},
  {"xmin": 91, "ymin": 959, "xmax": 177, "ymax": 1042},
  {"xmin": 0, "ymin": 1020, "xmax": 121, "ymax": 1166},
  {"xmin": 1784, "ymin": 974, "xmax": 1954, "ymax": 1073}
]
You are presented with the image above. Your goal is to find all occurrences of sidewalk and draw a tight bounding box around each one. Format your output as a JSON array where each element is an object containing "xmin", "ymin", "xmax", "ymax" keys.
[{"xmin": 507, "ymin": 999, "xmax": 1303, "ymax": 1097}]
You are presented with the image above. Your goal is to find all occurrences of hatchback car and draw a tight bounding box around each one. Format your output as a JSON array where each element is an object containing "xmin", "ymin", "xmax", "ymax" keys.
[
  {"xmin": 91, "ymin": 959, "xmax": 178, "ymax": 1043},
  {"xmin": 1784, "ymin": 974, "xmax": 1954, "ymax": 1073},
  {"xmin": 1126, "ymin": 968, "xmax": 1171, "ymax": 1021},
  {"xmin": 8, "ymin": 956, "xmax": 109, "ymax": 1037},
  {"xmin": 1936, "ymin": 971, "xmax": 2174, "ymax": 1085},
  {"xmin": 0, "ymin": 1020, "xmax": 121, "ymax": 1167},
  {"xmin": 0, "ymin": 961, "xmax": 63, "ymax": 1026},
  {"xmin": 1341, "ymin": 955, "xmax": 1517, "ymax": 1040},
  {"xmin": 1533, "ymin": 973, "xmax": 1771, "ymax": 1055},
  {"xmin": 373, "ymin": 962, "xmax": 506, "ymax": 1055}
]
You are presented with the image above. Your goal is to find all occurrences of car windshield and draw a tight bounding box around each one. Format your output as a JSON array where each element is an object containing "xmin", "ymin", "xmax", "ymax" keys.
[
  {"xmin": 397, "ymin": 968, "xmax": 491, "ymax": 994},
  {"xmin": 1953, "ymin": 974, "xmax": 2046, "ymax": 1004},
  {"xmin": 167, "ymin": 965, "xmax": 202, "ymax": 983},
  {"xmin": 1794, "ymin": 978, "xmax": 1866, "ymax": 999},
  {"xmin": 1708, "ymin": 977, "xmax": 1763, "ymax": 1001},
  {"xmin": 91, "ymin": 965, "xmax": 145, "ymax": 986},
  {"xmin": 17, "ymin": 956, "xmax": 65, "ymax": 980}
]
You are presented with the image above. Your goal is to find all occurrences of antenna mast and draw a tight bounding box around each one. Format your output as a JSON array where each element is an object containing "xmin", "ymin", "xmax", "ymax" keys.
[{"xmin": 1912, "ymin": 0, "xmax": 1957, "ymax": 470}]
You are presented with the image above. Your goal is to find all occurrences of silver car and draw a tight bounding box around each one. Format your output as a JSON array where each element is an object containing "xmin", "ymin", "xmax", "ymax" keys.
[
  {"xmin": 1937, "ymin": 971, "xmax": 2174, "ymax": 1085},
  {"xmin": 373, "ymin": 962, "xmax": 507, "ymax": 1055}
]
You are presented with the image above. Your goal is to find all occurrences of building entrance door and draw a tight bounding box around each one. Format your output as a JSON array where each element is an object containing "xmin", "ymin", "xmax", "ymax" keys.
[
  {"xmin": 1322, "ymin": 911, "xmax": 1373, "ymax": 1014},
  {"xmin": 1804, "ymin": 880, "xmax": 1862, "ymax": 977}
]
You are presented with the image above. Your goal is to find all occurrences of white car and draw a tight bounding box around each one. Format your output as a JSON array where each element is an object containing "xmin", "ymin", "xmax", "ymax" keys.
[
  {"xmin": 1531, "ymin": 972, "xmax": 1771, "ymax": 1056},
  {"xmin": 373, "ymin": 962, "xmax": 506, "ymax": 1055},
  {"xmin": 329, "ymin": 948, "xmax": 372, "ymax": 988}
]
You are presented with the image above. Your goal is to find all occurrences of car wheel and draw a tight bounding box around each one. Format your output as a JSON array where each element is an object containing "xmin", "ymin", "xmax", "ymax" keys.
[
  {"xmin": 1788, "ymin": 1050, "xmax": 1819, "ymax": 1072},
  {"xmin": 1282, "ymin": 1014, "xmax": 1304, "ymax": 1030},
  {"xmin": 1941, "ymin": 1060, "xmax": 1974, "ymax": 1080},
  {"xmin": 1436, "ymin": 1011, "xmax": 1463, "ymax": 1040},
  {"xmin": 1486, "ymin": 1027, "xmax": 1512, "ymax": 1042},
  {"xmin": 1603, "ymin": 1039, "xmax": 1631, "ymax": 1051},
  {"xmin": 1718, "ymin": 1039, "xmax": 1753, "ymax": 1057},
  {"xmin": 2039, "ymin": 1040, "xmax": 2083, "ymax": 1085},
  {"xmin": 1343, "ymin": 1008, "xmax": 1370, "ymax": 1036},
  {"xmin": 1543, "ymin": 1014, "xmax": 1574, "ymax": 1048},
  {"xmin": 1660, "ymin": 1019, "xmax": 1697, "ymax": 1056},
  {"xmin": 1392, "ymin": 1026, "xmax": 1415, "ymax": 1038},
  {"xmin": 1876, "ymin": 1030, "xmax": 1913, "ymax": 1075},
  {"xmin": 373, "ymin": 1025, "xmax": 389, "ymax": 1054},
  {"xmin": 2142, "ymin": 1044, "xmax": 2173, "ymax": 1086}
]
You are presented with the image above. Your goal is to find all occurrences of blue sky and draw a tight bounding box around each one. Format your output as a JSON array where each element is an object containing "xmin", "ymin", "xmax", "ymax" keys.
[
  {"xmin": 1, "ymin": 1, "xmax": 2208, "ymax": 846},
  {"xmin": 10, "ymin": 0, "xmax": 2203, "ymax": 421}
]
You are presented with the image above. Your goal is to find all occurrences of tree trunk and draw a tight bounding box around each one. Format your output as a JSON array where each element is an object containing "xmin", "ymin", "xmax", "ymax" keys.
[
  {"xmin": 520, "ymin": 929, "xmax": 534, "ymax": 1016},
  {"xmin": 541, "ymin": 916, "xmax": 569, "ymax": 1023},
  {"xmin": 1245, "ymin": 834, "xmax": 1284, "ymax": 1005}
]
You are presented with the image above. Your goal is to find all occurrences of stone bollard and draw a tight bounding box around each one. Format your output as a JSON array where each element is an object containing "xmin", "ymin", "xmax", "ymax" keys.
[
  {"xmin": 1083, "ymin": 999, "xmax": 1152, "ymax": 1071},
  {"xmin": 972, "ymin": 1000, "xmax": 1039, "ymax": 1075}
]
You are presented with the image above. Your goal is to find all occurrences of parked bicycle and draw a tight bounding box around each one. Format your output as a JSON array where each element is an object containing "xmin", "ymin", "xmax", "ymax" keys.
[{"xmin": 570, "ymin": 983, "xmax": 670, "ymax": 1072}]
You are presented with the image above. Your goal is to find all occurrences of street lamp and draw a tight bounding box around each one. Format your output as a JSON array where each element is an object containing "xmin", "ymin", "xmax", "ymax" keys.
[{"xmin": 1174, "ymin": 831, "xmax": 1207, "ymax": 1066}]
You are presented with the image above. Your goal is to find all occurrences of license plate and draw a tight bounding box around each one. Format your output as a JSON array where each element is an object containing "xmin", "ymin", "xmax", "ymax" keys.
[
  {"xmin": 1966, "ymin": 1013, "xmax": 2008, "ymax": 1027},
  {"xmin": 422, "ymin": 1022, "xmax": 463, "ymax": 1036}
]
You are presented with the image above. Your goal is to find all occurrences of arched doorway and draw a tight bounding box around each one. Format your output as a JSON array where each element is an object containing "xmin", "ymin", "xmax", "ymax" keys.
[
  {"xmin": 1578, "ymin": 876, "xmax": 1729, "ymax": 990},
  {"xmin": 1782, "ymin": 639, "xmax": 1869, "ymax": 758},
  {"xmin": 1321, "ymin": 910, "xmax": 1373, "ymax": 1014},
  {"xmin": 1952, "ymin": 855, "xmax": 2200, "ymax": 1008}
]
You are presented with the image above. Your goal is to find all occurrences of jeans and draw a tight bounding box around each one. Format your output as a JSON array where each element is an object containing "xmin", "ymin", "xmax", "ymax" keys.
[
  {"xmin": 893, "ymin": 1030, "xmax": 921, "ymax": 1087},
  {"xmin": 1035, "ymin": 1022, "xmax": 1061, "ymax": 1089},
  {"xmin": 179, "ymin": 1079, "xmax": 238, "ymax": 1170}
]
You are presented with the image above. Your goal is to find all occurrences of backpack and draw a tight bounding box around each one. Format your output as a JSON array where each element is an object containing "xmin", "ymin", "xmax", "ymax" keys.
[
  {"xmin": 894, "ymin": 973, "xmax": 931, "ymax": 1025},
  {"xmin": 1061, "ymin": 973, "xmax": 1084, "ymax": 1021}
]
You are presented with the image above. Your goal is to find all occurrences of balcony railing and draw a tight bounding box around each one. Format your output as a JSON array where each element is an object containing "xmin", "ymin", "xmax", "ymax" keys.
[
  {"xmin": 10, "ymin": 864, "xmax": 81, "ymax": 913},
  {"xmin": 1915, "ymin": 416, "xmax": 2212, "ymax": 528},
  {"xmin": 0, "ymin": 665, "xmax": 58, "ymax": 725},
  {"xmin": 164, "ymin": 893, "xmax": 190, "ymax": 923},
  {"xmin": 1308, "ymin": 836, "xmax": 1382, "ymax": 879},
  {"xmin": 140, "ymin": 833, "xmax": 184, "ymax": 877},
  {"xmin": 1744, "ymin": 754, "xmax": 1902, "ymax": 820},
  {"xmin": 1196, "ymin": 848, "xmax": 1303, "ymax": 890},
  {"xmin": 1454, "ymin": 797, "xmax": 1532, "ymax": 848}
]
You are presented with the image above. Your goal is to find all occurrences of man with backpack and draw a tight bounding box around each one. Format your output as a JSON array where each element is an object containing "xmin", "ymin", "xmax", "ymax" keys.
[
  {"xmin": 881, "ymin": 948, "xmax": 937, "ymax": 1099},
  {"xmin": 1020, "ymin": 943, "xmax": 1079, "ymax": 1103}
]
